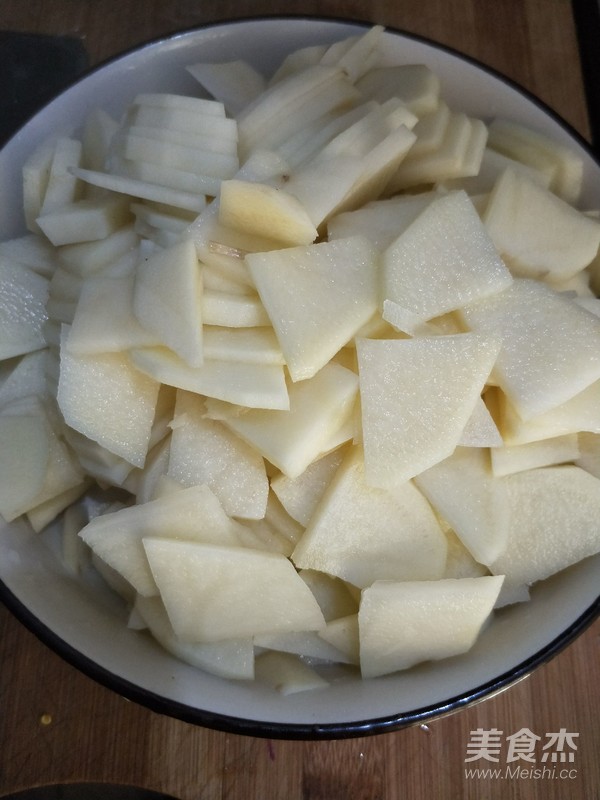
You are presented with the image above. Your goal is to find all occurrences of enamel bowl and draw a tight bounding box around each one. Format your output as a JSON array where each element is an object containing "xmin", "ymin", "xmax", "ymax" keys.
[{"xmin": 0, "ymin": 17, "xmax": 598, "ymax": 739}]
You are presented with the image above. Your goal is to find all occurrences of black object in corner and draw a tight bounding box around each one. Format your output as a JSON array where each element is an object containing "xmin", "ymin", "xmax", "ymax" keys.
[
  {"xmin": 572, "ymin": 0, "xmax": 600, "ymax": 155},
  {"xmin": 0, "ymin": 783, "xmax": 181, "ymax": 800},
  {"xmin": 0, "ymin": 31, "xmax": 89, "ymax": 144}
]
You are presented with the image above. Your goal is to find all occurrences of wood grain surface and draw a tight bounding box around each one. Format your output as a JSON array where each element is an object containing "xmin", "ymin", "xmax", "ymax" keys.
[{"xmin": 0, "ymin": 2, "xmax": 599, "ymax": 798}]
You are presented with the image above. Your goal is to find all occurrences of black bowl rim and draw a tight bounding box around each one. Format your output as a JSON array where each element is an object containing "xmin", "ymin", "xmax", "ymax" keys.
[
  {"xmin": 1, "ymin": 783, "xmax": 180, "ymax": 800},
  {"xmin": 1, "ymin": 13, "xmax": 599, "ymax": 741}
]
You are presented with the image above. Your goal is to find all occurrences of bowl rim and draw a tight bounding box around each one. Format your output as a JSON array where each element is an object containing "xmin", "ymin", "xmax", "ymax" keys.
[
  {"xmin": 3, "ymin": 13, "xmax": 598, "ymax": 160},
  {"xmin": 1, "ymin": 14, "xmax": 599, "ymax": 740},
  {"xmin": 1, "ymin": 571, "xmax": 599, "ymax": 740}
]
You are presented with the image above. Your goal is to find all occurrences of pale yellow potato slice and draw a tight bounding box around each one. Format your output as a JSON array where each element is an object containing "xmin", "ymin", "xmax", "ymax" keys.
[
  {"xmin": 201, "ymin": 290, "xmax": 270, "ymax": 327},
  {"xmin": 201, "ymin": 326, "xmax": 284, "ymax": 365},
  {"xmin": 237, "ymin": 65, "xmax": 354, "ymax": 158},
  {"xmin": 81, "ymin": 107, "xmax": 119, "ymax": 173},
  {"xmin": 576, "ymin": 432, "xmax": 600, "ymax": 478},
  {"xmin": 260, "ymin": 490, "xmax": 304, "ymax": 545},
  {"xmin": 186, "ymin": 59, "xmax": 266, "ymax": 117},
  {"xmin": 327, "ymin": 192, "xmax": 436, "ymax": 251},
  {"xmin": 126, "ymin": 159, "xmax": 221, "ymax": 197},
  {"xmin": 26, "ymin": 480, "xmax": 90, "ymax": 534},
  {"xmin": 414, "ymin": 446, "xmax": 510, "ymax": 566},
  {"xmin": 254, "ymin": 629, "xmax": 351, "ymax": 663},
  {"xmin": 132, "ymin": 106, "xmax": 235, "ymax": 139},
  {"xmin": 357, "ymin": 333, "xmax": 501, "ymax": 488},
  {"xmin": 18, "ymin": 424, "xmax": 84, "ymax": 519},
  {"xmin": 254, "ymin": 651, "xmax": 328, "ymax": 695},
  {"xmin": 129, "ymin": 436, "xmax": 171, "ymax": 505},
  {"xmin": 130, "ymin": 345, "xmax": 288, "ymax": 410},
  {"xmin": 498, "ymin": 381, "xmax": 600, "ymax": 445},
  {"xmin": 327, "ymin": 125, "xmax": 418, "ymax": 215},
  {"xmin": 79, "ymin": 483, "xmax": 250, "ymax": 597},
  {"xmin": 58, "ymin": 327, "xmax": 161, "ymax": 468},
  {"xmin": 315, "ymin": 98, "xmax": 416, "ymax": 160},
  {"xmin": 58, "ymin": 225, "xmax": 139, "ymax": 276},
  {"xmin": 292, "ymin": 445, "xmax": 447, "ymax": 588},
  {"xmin": 135, "ymin": 595, "xmax": 255, "ymax": 680},
  {"xmin": 38, "ymin": 136, "xmax": 82, "ymax": 216},
  {"xmin": 0, "ymin": 350, "xmax": 48, "ymax": 408},
  {"xmin": 205, "ymin": 361, "xmax": 358, "ymax": 479},
  {"xmin": 278, "ymin": 102, "xmax": 378, "ymax": 170},
  {"xmin": 490, "ymin": 433, "xmax": 580, "ymax": 477},
  {"xmin": 298, "ymin": 569, "xmax": 358, "ymax": 622},
  {"xmin": 383, "ymin": 190, "xmax": 512, "ymax": 320},
  {"xmin": 320, "ymin": 25, "xmax": 384, "ymax": 82},
  {"xmin": 124, "ymin": 133, "xmax": 239, "ymax": 178},
  {"xmin": 186, "ymin": 150, "xmax": 293, "ymax": 263},
  {"xmin": 442, "ymin": 528, "xmax": 489, "ymax": 580},
  {"xmin": 72, "ymin": 167, "xmax": 206, "ymax": 213},
  {"xmin": 271, "ymin": 446, "xmax": 346, "ymax": 526},
  {"xmin": 356, "ymin": 63, "xmax": 441, "ymax": 116},
  {"xmin": 407, "ymin": 101, "xmax": 450, "ymax": 157},
  {"xmin": 386, "ymin": 112, "xmax": 483, "ymax": 191},
  {"xmin": 0, "ymin": 259, "xmax": 49, "ymax": 359},
  {"xmin": 37, "ymin": 196, "xmax": 130, "ymax": 246},
  {"xmin": 460, "ymin": 278, "xmax": 600, "ymax": 420},
  {"xmin": 490, "ymin": 465, "xmax": 600, "ymax": 586},
  {"xmin": 67, "ymin": 275, "xmax": 159, "ymax": 354},
  {"xmin": 381, "ymin": 299, "xmax": 439, "ymax": 337},
  {"xmin": 0, "ymin": 233, "xmax": 57, "ymax": 277},
  {"xmin": 318, "ymin": 614, "xmax": 360, "ymax": 665},
  {"xmin": 238, "ymin": 489, "xmax": 304, "ymax": 556},
  {"xmin": 247, "ymin": 236, "xmax": 378, "ymax": 381},
  {"xmin": 458, "ymin": 396, "xmax": 503, "ymax": 448},
  {"xmin": 487, "ymin": 117, "xmax": 584, "ymax": 203},
  {"xmin": 143, "ymin": 538, "xmax": 326, "ymax": 642},
  {"xmin": 166, "ymin": 389, "xmax": 268, "ymax": 520},
  {"xmin": 0, "ymin": 411, "xmax": 49, "ymax": 522},
  {"xmin": 283, "ymin": 153, "xmax": 364, "ymax": 227},
  {"xmin": 64, "ymin": 427, "xmax": 135, "ymax": 488},
  {"xmin": 125, "ymin": 124, "xmax": 237, "ymax": 156},
  {"xmin": 134, "ymin": 206, "xmax": 197, "ymax": 238},
  {"xmin": 200, "ymin": 264, "xmax": 254, "ymax": 296},
  {"xmin": 132, "ymin": 238, "xmax": 203, "ymax": 368},
  {"xmin": 251, "ymin": 72, "xmax": 362, "ymax": 157},
  {"xmin": 133, "ymin": 92, "xmax": 227, "ymax": 115},
  {"xmin": 442, "ymin": 145, "xmax": 553, "ymax": 195},
  {"xmin": 483, "ymin": 167, "xmax": 600, "ymax": 280},
  {"xmin": 286, "ymin": 120, "xmax": 416, "ymax": 228},
  {"xmin": 359, "ymin": 575, "xmax": 504, "ymax": 678},
  {"xmin": 268, "ymin": 44, "xmax": 328, "ymax": 85},
  {"xmin": 22, "ymin": 137, "xmax": 57, "ymax": 232},
  {"xmin": 60, "ymin": 500, "xmax": 94, "ymax": 576},
  {"xmin": 242, "ymin": 517, "xmax": 295, "ymax": 557},
  {"xmin": 219, "ymin": 179, "xmax": 318, "ymax": 246},
  {"xmin": 0, "ymin": 395, "xmax": 85, "ymax": 522}
]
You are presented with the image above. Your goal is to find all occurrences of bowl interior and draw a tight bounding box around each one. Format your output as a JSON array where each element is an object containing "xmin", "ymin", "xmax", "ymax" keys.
[{"xmin": 0, "ymin": 18, "xmax": 599, "ymax": 737}]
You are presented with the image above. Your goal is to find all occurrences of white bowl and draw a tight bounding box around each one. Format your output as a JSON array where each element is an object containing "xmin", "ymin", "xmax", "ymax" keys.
[{"xmin": 1, "ymin": 17, "xmax": 599, "ymax": 739}]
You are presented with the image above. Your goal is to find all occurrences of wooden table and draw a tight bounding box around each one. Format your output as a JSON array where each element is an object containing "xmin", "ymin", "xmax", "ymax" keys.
[{"xmin": 1, "ymin": 2, "xmax": 599, "ymax": 798}]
